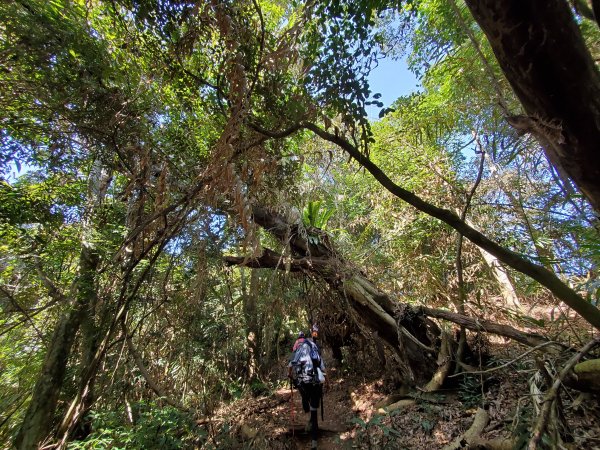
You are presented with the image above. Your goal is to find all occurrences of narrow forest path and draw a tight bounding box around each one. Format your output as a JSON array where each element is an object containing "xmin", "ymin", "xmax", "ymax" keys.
[
  {"xmin": 272, "ymin": 370, "xmax": 358, "ymax": 450},
  {"xmin": 215, "ymin": 366, "xmax": 379, "ymax": 449},
  {"xmin": 211, "ymin": 334, "xmax": 600, "ymax": 449}
]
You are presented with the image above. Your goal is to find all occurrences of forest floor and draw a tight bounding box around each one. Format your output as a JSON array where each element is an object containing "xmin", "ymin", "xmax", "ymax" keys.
[{"xmin": 208, "ymin": 304, "xmax": 600, "ymax": 449}]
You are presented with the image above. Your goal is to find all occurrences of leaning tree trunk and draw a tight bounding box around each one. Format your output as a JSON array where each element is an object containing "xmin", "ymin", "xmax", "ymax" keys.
[
  {"xmin": 225, "ymin": 207, "xmax": 565, "ymax": 384},
  {"xmin": 15, "ymin": 162, "xmax": 109, "ymax": 450},
  {"xmin": 465, "ymin": 218, "xmax": 522, "ymax": 311},
  {"xmin": 464, "ymin": 0, "xmax": 600, "ymax": 213}
]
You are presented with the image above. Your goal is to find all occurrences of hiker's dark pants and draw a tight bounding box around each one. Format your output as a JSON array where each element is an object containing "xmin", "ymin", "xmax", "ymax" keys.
[{"xmin": 298, "ymin": 382, "xmax": 322, "ymax": 442}]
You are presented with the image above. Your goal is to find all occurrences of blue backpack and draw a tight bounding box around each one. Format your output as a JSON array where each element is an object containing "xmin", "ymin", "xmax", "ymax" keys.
[{"xmin": 291, "ymin": 340, "xmax": 323, "ymax": 386}]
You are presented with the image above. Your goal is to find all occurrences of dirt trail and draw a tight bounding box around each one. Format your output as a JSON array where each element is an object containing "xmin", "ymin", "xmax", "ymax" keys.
[
  {"xmin": 275, "ymin": 371, "xmax": 357, "ymax": 449},
  {"xmin": 216, "ymin": 338, "xmax": 600, "ymax": 449},
  {"xmin": 225, "ymin": 367, "xmax": 385, "ymax": 449}
]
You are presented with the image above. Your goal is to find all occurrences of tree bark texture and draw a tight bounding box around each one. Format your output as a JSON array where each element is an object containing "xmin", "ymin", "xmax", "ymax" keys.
[
  {"xmin": 464, "ymin": 0, "xmax": 600, "ymax": 213},
  {"xmin": 14, "ymin": 303, "xmax": 85, "ymax": 450}
]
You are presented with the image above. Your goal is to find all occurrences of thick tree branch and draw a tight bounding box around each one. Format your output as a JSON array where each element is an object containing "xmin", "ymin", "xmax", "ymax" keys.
[
  {"xmin": 225, "ymin": 246, "xmax": 563, "ymax": 354},
  {"xmin": 299, "ymin": 121, "xmax": 600, "ymax": 331},
  {"xmin": 421, "ymin": 307, "xmax": 564, "ymax": 352}
]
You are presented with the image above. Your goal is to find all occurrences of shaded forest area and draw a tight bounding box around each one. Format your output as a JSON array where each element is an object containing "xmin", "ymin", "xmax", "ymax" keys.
[{"xmin": 1, "ymin": 0, "xmax": 600, "ymax": 449}]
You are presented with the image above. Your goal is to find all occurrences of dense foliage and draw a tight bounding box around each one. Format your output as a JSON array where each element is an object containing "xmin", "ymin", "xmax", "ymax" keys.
[{"xmin": 1, "ymin": 0, "xmax": 599, "ymax": 448}]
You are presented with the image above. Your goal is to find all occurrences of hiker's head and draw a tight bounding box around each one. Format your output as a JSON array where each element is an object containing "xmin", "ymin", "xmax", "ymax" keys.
[
  {"xmin": 298, "ymin": 331, "xmax": 305, "ymax": 338},
  {"xmin": 311, "ymin": 324, "xmax": 319, "ymax": 339}
]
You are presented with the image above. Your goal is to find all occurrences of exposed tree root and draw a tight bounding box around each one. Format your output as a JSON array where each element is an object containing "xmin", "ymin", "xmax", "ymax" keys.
[
  {"xmin": 378, "ymin": 399, "xmax": 416, "ymax": 415},
  {"xmin": 470, "ymin": 437, "xmax": 517, "ymax": 450},
  {"xmin": 424, "ymin": 331, "xmax": 452, "ymax": 392},
  {"xmin": 443, "ymin": 407, "xmax": 489, "ymax": 450}
]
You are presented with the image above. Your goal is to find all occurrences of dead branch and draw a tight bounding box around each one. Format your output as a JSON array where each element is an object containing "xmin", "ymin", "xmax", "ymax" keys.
[
  {"xmin": 528, "ymin": 338, "xmax": 600, "ymax": 449},
  {"xmin": 421, "ymin": 307, "xmax": 565, "ymax": 352},
  {"xmin": 448, "ymin": 341, "xmax": 563, "ymax": 378}
]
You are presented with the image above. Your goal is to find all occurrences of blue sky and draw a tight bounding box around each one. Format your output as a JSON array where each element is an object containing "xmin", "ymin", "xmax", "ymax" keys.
[{"xmin": 366, "ymin": 56, "xmax": 420, "ymax": 119}]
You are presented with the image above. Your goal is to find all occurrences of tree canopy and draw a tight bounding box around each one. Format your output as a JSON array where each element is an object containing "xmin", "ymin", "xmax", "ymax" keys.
[{"xmin": 1, "ymin": 0, "xmax": 600, "ymax": 448}]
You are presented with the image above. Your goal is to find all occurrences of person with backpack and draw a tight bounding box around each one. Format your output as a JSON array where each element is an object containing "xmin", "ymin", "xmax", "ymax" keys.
[
  {"xmin": 288, "ymin": 324, "xmax": 326, "ymax": 450},
  {"xmin": 292, "ymin": 331, "xmax": 306, "ymax": 351}
]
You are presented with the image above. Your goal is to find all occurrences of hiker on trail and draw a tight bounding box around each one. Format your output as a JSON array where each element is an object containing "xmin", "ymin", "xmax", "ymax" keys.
[
  {"xmin": 288, "ymin": 324, "xmax": 326, "ymax": 450},
  {"xmin": 292, "ymin": 331, "xmax": 306, "ymax": 351}
]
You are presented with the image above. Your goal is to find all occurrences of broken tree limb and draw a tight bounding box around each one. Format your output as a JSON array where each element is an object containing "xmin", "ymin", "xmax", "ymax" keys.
[
  {"xmin": 226, "ymin": 248, "xmax": 437, "ymax": 383},
  {"xmin": 226, "ymin": 247, "xmax": 566, "ymax": 389},
  {"xmin": 420, "ymin": 307, "xmax": 565, "ymax": 353},
  {"xmin": 225, "ymin": 249, "xmax": 566, "ymax": 358}
]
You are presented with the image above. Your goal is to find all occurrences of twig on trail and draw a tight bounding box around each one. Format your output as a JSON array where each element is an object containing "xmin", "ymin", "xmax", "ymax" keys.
[
  {"xmin": 528, "ymin": 337, "xmax": 600, "ymax": 450},
  {"xmin": 448, "ymin": 341, "xmax": 563, "ymax": 378}
]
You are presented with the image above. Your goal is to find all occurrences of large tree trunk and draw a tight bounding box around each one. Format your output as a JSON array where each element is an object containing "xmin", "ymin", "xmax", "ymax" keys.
[
  {"xmin": 464, "ymin": 0, "xmax": 600, "ymax": 213},
  {"xmin": 465, "ymin": 218, "xmax": 522, "ymax": 310},
  {"xmin": 15, "ymin": 162, "xmax": 109, "ymax": 450},
  {"xmin": 15, "ymin": 302, "xmax": 86, "ymax": 450},
  {"xmin": 238, "ymin": 207, "xmax": 440, "ymax": 383}
]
